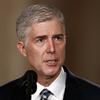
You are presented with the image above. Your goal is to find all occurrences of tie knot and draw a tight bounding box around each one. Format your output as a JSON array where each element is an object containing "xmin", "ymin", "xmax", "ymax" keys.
[{"xmin": 40, "ymin": 89, "xmax": 51, "ymax": 100}]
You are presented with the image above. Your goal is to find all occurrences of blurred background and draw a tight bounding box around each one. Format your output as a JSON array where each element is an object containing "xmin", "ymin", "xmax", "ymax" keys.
[{"xmin": 0, "ymin": 0, "xmax": 100, "ymax": 85}]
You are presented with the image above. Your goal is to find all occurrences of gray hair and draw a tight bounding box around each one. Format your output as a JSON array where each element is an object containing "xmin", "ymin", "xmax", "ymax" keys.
[{"xmin": 16, "ymin": 3, "xmax": 65, "ymax": 43}]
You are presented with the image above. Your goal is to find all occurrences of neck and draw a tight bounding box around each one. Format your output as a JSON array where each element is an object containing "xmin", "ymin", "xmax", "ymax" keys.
[{"xmin": 37, "ymin": 69, "xmax": 61, "ymax": 87}]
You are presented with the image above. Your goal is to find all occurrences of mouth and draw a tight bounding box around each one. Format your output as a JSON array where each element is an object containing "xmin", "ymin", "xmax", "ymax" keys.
[{"xmin": 44, "ymin": 59, "xmax": 58, "ymax": 66}]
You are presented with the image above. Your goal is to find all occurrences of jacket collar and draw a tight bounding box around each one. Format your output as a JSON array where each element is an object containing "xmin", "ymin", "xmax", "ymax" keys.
[
  {"xmin": 16, "ymin": 66, "xmax": 81, "ymax": 100},
  {"xmin": 63, "ymin": 66, "xmax": 81, "ymax": 100}
]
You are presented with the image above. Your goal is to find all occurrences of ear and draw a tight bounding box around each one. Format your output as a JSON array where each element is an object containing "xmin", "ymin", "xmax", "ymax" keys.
[{"xmin": 16, "ymin": 41, "xmax": 27, "ymax": 57}]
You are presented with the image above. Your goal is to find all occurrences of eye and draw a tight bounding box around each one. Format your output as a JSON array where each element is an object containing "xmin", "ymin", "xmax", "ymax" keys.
[
  {"xmin": 56, "ymin": 36, "xmax": 64, "ymax": 40},
  {"xmin": 36, "ymin": 38, "xmax": 44, "ymax": 43},
  {"xmin": 34, "ymin": 37, "xmax": 46, "ymax": 46},
  {"xmin": 53, "ymin": 34, "xmax": 65, "ymax": 41}
]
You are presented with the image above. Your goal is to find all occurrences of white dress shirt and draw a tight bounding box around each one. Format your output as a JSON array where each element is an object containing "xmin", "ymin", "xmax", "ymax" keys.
[{"xmin": 31, "ymin": 67, "xmax": 66, "ymax": 100}]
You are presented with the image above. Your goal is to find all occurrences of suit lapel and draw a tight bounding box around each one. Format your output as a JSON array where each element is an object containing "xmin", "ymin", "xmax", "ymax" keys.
[
  {"xmin": 63, "ymin": 66, "xmax": 81, "ymax": 100},
  {"xmin": 12, "ymin": 85, "xmax": 31, "ymax": 100}
]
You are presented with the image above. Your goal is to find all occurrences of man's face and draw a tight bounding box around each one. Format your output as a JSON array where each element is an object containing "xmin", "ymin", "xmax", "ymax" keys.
[{"xmin": 17, "ymin": 18, "xmax": 66, "ymax": 80}]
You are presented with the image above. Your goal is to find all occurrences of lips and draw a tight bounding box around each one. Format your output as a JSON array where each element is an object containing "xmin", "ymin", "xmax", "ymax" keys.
[{"xmin": 44, "ymin": 59, "xmax": 58, "ymax": 66}]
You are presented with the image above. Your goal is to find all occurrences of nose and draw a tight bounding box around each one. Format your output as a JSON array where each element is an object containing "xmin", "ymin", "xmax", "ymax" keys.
[{"xmin": 47, "ymin": 39, "xmax": 55, "ymax": 53}]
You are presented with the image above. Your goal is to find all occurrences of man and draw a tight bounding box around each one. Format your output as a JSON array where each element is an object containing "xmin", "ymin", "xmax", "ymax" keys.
[{"xmin": 0, "ymin": 3, "xmax": 100, "ymax": 100}]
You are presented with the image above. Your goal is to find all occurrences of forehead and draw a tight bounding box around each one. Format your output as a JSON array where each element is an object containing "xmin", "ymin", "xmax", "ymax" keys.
[{"xmin": 28, "ymin": 18, "xmax": 65, "ymax": 37}]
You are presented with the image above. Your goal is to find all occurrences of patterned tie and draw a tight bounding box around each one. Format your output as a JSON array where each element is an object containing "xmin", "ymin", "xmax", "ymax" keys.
[{"xmin": 40, "ymin": 89, "xmax": 51, "ymax": 100}]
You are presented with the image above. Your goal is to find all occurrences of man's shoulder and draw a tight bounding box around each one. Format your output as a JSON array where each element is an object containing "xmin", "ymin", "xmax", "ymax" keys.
[
  {"xmin": 72, "ymin": 74, "xmax": 100, "ymax": 99},
  {"xmin": 72, "ymin": 73, "xmax": 100, "ymax": 91},
  {"xmin": 63, "ymin": 66, "xmax": 100, "ymax": 99},
  {"xmin": 63, "ymin": 66, "xmax": 100, "ymax": 87},
  {"xmin": 63, "ymin": 66, "xmax": 100, "ymax": 100},
  {"xmin": 0, "ymin": 75, "xmax": 23, "ymax": 93},
  {"xmin": 65, "ymin": 66, "xmax": 100, "ymax": 89},
  {"xmin": 0, "ymin": 75, "xmax": 24, "ymax": 100},
  {"xmin": 0, "ymin": 70, "xmax": 37, "ymax": 100}
]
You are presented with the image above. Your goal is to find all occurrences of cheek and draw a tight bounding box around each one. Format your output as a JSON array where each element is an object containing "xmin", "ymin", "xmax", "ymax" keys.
[
  {"xmin": 56, "ymin": 44, "xmax": 65, "ymax": 55},
  {"xmin": 61, "ymin": 48, "xmax": 65, "ymax": 59},
  {"xmin": 27, "ymin": 46, "xmax": 44, "ymax": 65},
  {"xmin": 30, "ymin": 50, "xmax": 40, "ymax": 60},
  {"xmin": 56, "ymin": 45, "xmax": 65, "ymax": 61},
  {"xmin": 26, "ymin": 47, "xmax": 36, "ymax": 62}
]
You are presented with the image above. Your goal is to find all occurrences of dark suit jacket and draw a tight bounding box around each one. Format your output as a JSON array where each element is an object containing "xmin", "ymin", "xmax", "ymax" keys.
[{"xmin": 0, "ymin": 66, "xmax": 100, "ymax": 100}]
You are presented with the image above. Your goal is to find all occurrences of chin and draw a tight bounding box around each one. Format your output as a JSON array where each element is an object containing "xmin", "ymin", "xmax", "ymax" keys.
[{"xmin": 45, "ymin": 66, "xmax": 60, "ymax": 77}]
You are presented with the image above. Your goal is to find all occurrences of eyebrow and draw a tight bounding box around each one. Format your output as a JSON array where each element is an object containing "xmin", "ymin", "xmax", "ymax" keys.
[
  {"xmin": 35, "ymin": 33, "xmax": 65, "ymax": 39},
  {"xmin": 52, "ymin": 34, "xmax": 64, "ymax": 38},
  {"xmin": 35, "ymin": 35, "xmax": 47, "ymax": 39}
]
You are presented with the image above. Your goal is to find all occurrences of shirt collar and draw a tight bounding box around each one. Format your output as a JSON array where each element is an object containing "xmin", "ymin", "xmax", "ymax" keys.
[
  {"xmin": 33, "ymin": 67, "xmax": 66, "ymax": 98},
  {"xmin": 47, "ymin": 67, "xmax": 66, "ymax": 98}
]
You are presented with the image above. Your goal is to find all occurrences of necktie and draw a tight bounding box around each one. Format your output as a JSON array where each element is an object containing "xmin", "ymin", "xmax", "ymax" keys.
[{"xmin": 40, "ymin": 89, "xmax": 51, "ymax": 100}]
